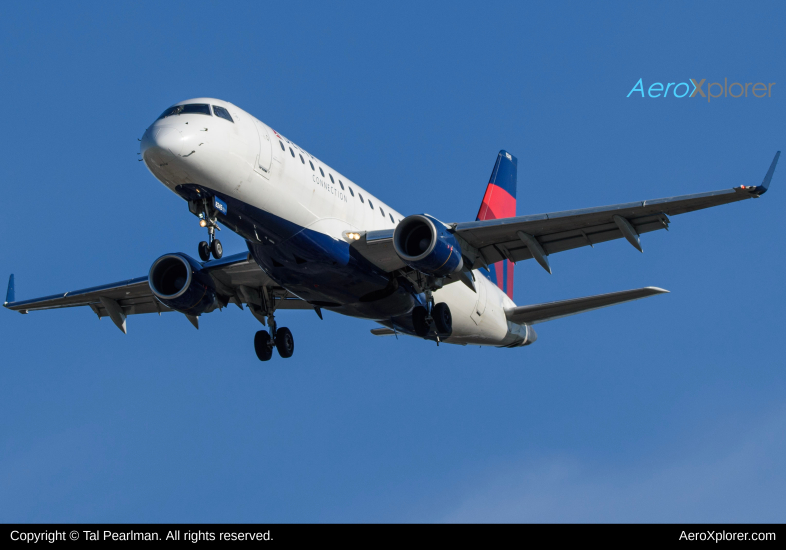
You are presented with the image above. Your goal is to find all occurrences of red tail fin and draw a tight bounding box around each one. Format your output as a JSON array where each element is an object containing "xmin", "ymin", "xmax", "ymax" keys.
[{"xmin": 476, "ymin": 150, "xmax": 517, "ymax": 299}]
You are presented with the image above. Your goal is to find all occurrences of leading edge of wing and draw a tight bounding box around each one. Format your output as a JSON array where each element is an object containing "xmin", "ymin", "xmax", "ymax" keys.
[
  {"xmin": 456, "ymin": 188, "xmax": 740, "ymax": 234},
  {"xmin": 4, "ymin": 276, "xmax": 150, "ymax": 312},
  {"xmin": 505, "ymin": 286, "xmax": 668, "ymax": 325}
]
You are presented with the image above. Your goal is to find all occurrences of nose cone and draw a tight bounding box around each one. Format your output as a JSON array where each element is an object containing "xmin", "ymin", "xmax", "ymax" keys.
[{"xmin": 141, "ymin": 126, "xmax": 183, "ymax": 159}]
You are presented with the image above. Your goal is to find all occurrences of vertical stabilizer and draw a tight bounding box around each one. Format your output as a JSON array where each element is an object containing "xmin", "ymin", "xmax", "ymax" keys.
[{"xmin": 476, "ymin": 151, "xmax": 517, "ymax": 299}]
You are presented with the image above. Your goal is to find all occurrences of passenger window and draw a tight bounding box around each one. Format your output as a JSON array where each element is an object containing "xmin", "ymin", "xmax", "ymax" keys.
[
  {"xmin": 279, "ymin": 141, "xmax": 285, "ymax": 151},
  {"xmin": 369, "ymin": 200, "xmax": 374, "ymax": 209},
  {"xmin": 348, "ymin": 187, "xmax": 354, "ymax": 196},
  {"xmin": 309, "ymin": 161, "xmax": 315, "ymax": 170},
  {"xmin": 359, "ymin": 193, "xmax": 364, "ymax": 203},
  {"xmin": 212, "ymin": 105, "xmax": 233, "ymax": 122},
  {"xmin": 319, "ymin": 167, "xmax": 325, "ymax": 177},
  {"xmin": 380, "ymin": 207, "xmax": 385, "ymax": 217},
  {"xmin": 300, "ymin": 154, "xmax": 305, "ymax": 164},
  {"xmin": 389, "ymin": 213, "xmax": 395, "ymax": 223},
  {"xmin": 289, "ymin": 147, "xmax": 295, "ymax": 157},
  {"xmin": 329, "ymin": 174, "xmax": 335, "ymax": 183},
  {"xmin": 338, "ymin": 180, "xmax": 344, "ymax": 190}
]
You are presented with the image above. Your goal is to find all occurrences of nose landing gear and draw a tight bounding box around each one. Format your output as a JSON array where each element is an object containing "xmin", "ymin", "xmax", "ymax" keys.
[
  {"xmin": 196, "ymin": 198, "xmax": 223, "ymax": 261},
  {"xmin": 198, "ymin": 241, "xmax": 211, "ymax": 262}
]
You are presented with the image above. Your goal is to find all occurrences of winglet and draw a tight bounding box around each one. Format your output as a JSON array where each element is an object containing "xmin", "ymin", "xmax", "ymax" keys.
[
  {"xmin": 754, "ymin": 151, "xmax": 780, "ymax": 195},
  {"xmin": 4, "ymin": 274, "xmax": 14, "ymax": 306}
]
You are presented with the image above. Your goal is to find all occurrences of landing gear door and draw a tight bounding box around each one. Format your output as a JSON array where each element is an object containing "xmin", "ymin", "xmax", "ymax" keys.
[
  {"xmin": 470, "ymin": 272, "xmax": 487, "ymax": 325},
  {"xmin": 254, "ymin": 120, "xmax": 273, "ymax": 178}
]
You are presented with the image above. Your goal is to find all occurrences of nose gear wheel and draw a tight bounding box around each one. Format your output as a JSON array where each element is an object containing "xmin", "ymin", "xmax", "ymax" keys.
[
  {"xmin": 194, "ymin": 196, "xmax": 223, "ymax": 260},
  {"xmin": 198, "ymin": 241, "xmax": 210, "ymax": 262}
]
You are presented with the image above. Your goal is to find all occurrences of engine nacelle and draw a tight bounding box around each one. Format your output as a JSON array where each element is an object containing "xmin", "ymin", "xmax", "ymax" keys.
[
  {"xmin": 392, "ymin": 214, "xmax": 463, "ymax": 277},
  {"xmin": 148, "ymin": 253, "xmax": 219, "ymax": 315}
]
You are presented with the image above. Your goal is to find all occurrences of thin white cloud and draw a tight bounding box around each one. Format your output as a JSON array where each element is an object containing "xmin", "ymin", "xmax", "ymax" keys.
[{"xmin": 442, "ymin": 407, "xmax": 786, "ymax": 523}]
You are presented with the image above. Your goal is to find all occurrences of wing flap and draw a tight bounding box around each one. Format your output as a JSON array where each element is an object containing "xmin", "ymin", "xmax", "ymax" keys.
[
  {"xmin": 505, "ymin": 286, "xmax": 669, "ymax": 325},
  {"xmin": 481, "ymin": 214, "xmax": 670, "ymax": 264}
]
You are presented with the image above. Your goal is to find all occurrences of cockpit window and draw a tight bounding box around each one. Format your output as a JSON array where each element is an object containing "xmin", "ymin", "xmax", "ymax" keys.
[
  {"xmin": 157, "ymin": 104, "xmax": 212, "ymax": 120},
  {"xmin": 212, "ymin": 105, "xmax": 234, "ymax": 122}
]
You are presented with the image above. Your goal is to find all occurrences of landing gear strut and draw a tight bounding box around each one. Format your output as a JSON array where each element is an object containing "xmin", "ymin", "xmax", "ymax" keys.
[
  {"xmin": 196, "ymin": 197, "xmax": 222, "ymax": 261},
  {"xmin": 252, "ymin": 288, "xmax": 295, "ymax": 361}
]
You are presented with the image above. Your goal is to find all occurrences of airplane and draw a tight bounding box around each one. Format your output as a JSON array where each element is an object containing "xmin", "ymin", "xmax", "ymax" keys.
[{"xmin": 3, "ymin": 98, "xmax": 780, "ymax": 360}]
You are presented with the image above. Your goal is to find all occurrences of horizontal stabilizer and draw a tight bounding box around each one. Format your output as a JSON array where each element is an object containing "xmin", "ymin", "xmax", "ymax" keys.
[{"xmin": 505, "ymin": 286, "xmax": 668, "ymax": 325}]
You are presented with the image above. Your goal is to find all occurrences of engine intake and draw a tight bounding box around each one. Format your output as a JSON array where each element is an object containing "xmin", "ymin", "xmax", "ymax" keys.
[
  {"xmin": 148, "ymin": 253, "xmax": 219, "ymax": 315},
  {"xmin": 393, "ymin": 214, "xmax": 463, "ymax": 276}
]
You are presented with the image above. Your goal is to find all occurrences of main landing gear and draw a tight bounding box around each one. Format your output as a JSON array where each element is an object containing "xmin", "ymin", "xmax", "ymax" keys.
[
  {"xmin": 252, "ymin": 291, "xmax": 295, "ymax": 361},
  {"xmin": 412, "ymin": 290, "xmax": 452, "ymax": 342},
  {"xmin": 254, "ymin": 327, "xmax": 294, "ymax": 361},
  {"xmin": 196, "ymin": 198, "xmax": 222, "ymax": 261}
]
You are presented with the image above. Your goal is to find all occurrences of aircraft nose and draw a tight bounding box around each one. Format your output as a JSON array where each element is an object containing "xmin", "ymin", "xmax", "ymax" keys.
[{"xmin": 141, "ymin": 126, "xmax": 183, "ymax": 158}]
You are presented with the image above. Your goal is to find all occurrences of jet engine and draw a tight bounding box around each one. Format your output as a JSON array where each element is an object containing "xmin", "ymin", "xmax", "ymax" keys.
[
  {"xmin": 392, "ymin": 214, "xmax": 463, "ymax": 277},
  {"xmin": 148, "ymin": 253, "xmax": 219, "ymax": 315}
]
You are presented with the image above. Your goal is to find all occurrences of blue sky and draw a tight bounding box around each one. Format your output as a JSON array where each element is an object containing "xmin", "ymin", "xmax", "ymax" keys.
[{"xmin": 1, "ymin": 1, "xmax": 784, "ymax": 522}]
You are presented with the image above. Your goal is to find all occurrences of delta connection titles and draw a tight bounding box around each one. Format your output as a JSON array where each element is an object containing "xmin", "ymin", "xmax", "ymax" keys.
[{"xmin": 627, "ymin": 78, "xmax": 774, "ymax": 101}]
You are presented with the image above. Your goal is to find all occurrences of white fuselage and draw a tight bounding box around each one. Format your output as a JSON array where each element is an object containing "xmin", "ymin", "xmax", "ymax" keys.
[{"xmin": 141, "ymin": 98, "xmax": 533, "ymax": 347}]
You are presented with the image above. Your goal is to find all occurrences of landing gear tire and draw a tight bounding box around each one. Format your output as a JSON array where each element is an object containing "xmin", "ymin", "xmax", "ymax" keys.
[
  {"xmin": 198, "ymin": 241, "xmax": 210, "ymax": 262},
  {"xmin": 275, "ymin": 327, "xmax": 294, "ymax": 358},
  {"xmin": 254, "ymin": 330, "xmax": 273, "ymax": 361},
  {"xmin": 211, "ymin": 238, "xmax": 223, "ymax": 259},
  {"xmin": 432, "ymin": 302, "xmax": 452, "ymax": 336},
  {"xmin": 412, "ymin": 306, "xmax": 429, "ymax": 337}
]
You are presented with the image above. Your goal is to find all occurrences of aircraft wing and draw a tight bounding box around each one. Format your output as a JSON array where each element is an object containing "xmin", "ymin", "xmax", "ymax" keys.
[
  {"xmin": 505, "ymin": 286, "xmax": 668, "ymax": 325},
  {"xmin": 454, "ymin": 152, "xmax": 779, "ymax": 271},
  {"xmin": 352, "ymin": 152, "xmax": 779, "ymax": 274},
  {"xmin": 3, "ymin": 253, "xmax": 310, "ymax": 331}
]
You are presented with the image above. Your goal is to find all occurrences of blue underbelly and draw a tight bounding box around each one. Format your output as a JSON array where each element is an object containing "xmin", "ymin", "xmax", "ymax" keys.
[{"xmin": 175, "ymin": 184, "xmax": 419, "ymax": 320}]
